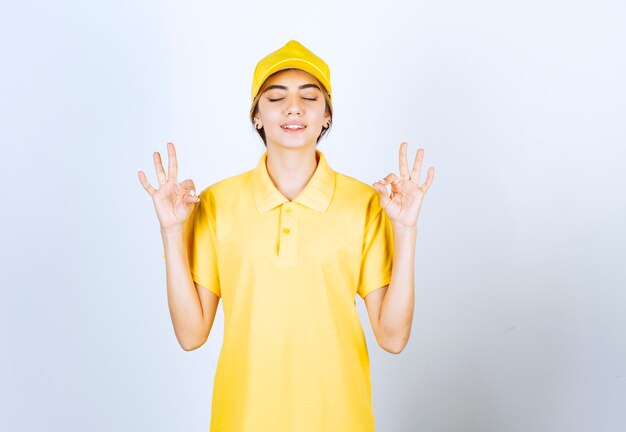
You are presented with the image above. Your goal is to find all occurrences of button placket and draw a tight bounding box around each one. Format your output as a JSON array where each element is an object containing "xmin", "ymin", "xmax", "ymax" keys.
[{"xmin": 278, "ymin": 203, "xmax": 298, "ymax": 259}]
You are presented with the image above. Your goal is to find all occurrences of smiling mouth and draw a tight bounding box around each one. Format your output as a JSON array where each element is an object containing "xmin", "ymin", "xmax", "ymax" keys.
[{"xmin": 281, "ymin": 125, "xmax": 307, "ymax": 132}]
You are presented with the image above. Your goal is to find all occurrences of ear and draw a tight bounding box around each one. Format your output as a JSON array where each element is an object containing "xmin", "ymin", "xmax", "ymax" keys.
[{"xmin": 324, "ymin": 112, "xmax": 331, "ymax": 126}]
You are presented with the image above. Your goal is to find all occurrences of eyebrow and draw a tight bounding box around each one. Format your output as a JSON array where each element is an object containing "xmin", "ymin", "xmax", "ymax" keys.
[{"xmin": 265, "ymin": 83, "xmax": 322, "ymax": 92}]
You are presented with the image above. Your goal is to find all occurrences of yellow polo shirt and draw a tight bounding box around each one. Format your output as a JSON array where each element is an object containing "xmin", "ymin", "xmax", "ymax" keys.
[{"xmin": 184, "ymin": 149, "xmax": 394, "ymax": 431}]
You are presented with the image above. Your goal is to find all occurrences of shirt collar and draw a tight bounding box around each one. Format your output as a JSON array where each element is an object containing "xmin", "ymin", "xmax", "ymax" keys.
[{"xmin": 251, "ymin": 149, "xmax": 336, "ymax": 213}]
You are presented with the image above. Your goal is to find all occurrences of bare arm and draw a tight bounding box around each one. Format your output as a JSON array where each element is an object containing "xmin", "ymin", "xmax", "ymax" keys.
[
  {"xmin": 161, "ymin": 226, "xmax": 220, "ymax": 351},
  {"xmin": 379, "ymin": 224, "xmax": 417, "ymax": 353},
  {"xmin": 368, "ymin": 142, "xmax": 434, "ymax": 354},
  {"xmin": 138, "ymin": 141, "xmax": 220, "ymax": 351}
]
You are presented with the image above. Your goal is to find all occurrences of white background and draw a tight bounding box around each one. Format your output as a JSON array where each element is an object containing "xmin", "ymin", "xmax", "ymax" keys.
[{"xmin": 2, "ymin": 0, "xmax": 625, "ymax": 431}]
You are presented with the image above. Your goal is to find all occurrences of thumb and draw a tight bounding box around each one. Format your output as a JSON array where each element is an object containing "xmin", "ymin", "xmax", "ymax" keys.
[
  {"xmin": 180, "ymin": 179, "xmax": 200, "ymax": 203},
  {"xmin": 372, "ymin": 180, "xmax": 387, "ymax": 196},
  {"xmin": 372, "ymin": 181, "xmax": 391, "ymax": 207}
]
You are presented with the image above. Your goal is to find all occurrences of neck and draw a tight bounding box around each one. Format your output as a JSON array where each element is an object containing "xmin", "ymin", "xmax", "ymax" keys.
[{"xmin": 264, "ymin": 144, "xmax": 320, "ymax": 201}]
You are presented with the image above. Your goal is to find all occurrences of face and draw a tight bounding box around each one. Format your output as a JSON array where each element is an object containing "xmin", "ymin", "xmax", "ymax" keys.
[{"xmin": 254, "ymin": 68, "xmax": 331, "ymax": 150}]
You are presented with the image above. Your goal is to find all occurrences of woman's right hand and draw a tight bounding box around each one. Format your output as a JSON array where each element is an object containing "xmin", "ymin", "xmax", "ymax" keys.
[{"xmin": 138, "ymin": 141, "xmax": 201, "ymax": 232}]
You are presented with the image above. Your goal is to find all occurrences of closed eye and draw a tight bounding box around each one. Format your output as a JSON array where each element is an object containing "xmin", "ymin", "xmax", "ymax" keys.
[{"xmin": 268, "ymin": 98, "xmax": 318, "ymax": 102}]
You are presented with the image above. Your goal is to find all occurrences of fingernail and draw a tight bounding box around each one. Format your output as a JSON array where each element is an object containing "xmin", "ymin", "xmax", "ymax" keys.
[{"xmin": 190, "ymin": 189, "xmax": 195, "ymax": 196}]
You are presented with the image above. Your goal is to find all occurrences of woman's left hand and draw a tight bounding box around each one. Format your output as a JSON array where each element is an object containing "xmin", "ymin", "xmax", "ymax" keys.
[{"xmin": 372, "ymin": 141, "xmax": 435, "ymax": 229}]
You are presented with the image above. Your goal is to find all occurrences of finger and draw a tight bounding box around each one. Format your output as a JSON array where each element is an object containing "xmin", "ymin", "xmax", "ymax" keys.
[
  {"xmin": 399, "ymin": 141, "xmax": 411, "ymax": 181},
  {"xmin": 372, "ymin": 180, "xmax": 388, "ymax": 194},
  {"xmin": 167, "ymin": 141, "xmax": 178, "ymax": 181},
  {"xmin": 372, "ymin": 181, "xmax": 392, "ymax": 209},
  {"xmin": 421, "ymin": 167, "xmax": 435, "ymax": 193},
  {"xmin": 180, "ymin": 179, "xmax": 200, "ymax": 202},
  {"xmin": 184, "ymin": 193, "xmax": 200, "ymax": 204},
  {"xmin": 383, "ymin": 173, "xmax": 401, "ymax": 185},
  {"xmin": 137, "ymin": 170, "xmax": 157, "ymax": 196},
  {"xmin": 410, "ymin": 148, "xmax": 424, "ymax": 183},
  {"xmin": 153, "ymin": 151, "xmax": 167, "ymax": 185},
  {"xmin": 179, "ymin": 178, "xmax": 196, "ymax": 194}
]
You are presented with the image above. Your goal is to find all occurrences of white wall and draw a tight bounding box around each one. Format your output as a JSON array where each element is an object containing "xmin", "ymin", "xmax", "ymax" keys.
[{"xmin": 1, "ymin": 0, "xmax": 624, "ymax": 431}]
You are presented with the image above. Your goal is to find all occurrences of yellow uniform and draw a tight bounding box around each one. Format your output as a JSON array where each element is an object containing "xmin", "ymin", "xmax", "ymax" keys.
[{"xmin": 184, "ymin": 149, "xmax": 394, "ymax": 431}]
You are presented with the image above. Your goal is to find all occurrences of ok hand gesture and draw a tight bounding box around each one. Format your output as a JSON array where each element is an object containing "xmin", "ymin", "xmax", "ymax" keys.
[
  {"xmin": 138, "ymin": 142, "xmax": 201, "ymax": 231},
  {"xmin": 372, "ymin": 141, "xmax": 435, "ymax": 229}
]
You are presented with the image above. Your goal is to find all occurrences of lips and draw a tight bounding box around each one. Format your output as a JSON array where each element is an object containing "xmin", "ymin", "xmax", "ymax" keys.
[
  {"xmin": 281, "ymin": 121, "xmax": 306, "ymax": 129},
  {"xmin": 281, "ymin": 125, "xmax": 306, "ymax": 133}
]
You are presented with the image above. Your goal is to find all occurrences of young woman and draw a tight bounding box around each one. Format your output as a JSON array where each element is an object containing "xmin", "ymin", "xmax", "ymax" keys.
[{"xmin": 138, "ymin": 40, "xmax": 434, "ymax": 432}]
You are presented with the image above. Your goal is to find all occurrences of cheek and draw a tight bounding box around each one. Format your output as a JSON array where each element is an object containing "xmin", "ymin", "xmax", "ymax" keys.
[
  {"xmin": 262, "ymin": 110, "xmax": 283, "ymax": 125},
  {"xmin": 257, "ymin": 102, "xmax": 280, "ymax": 120},
  {"xmin": 303, "ymin": 104, "xmax": 324, "ymax": 119}
]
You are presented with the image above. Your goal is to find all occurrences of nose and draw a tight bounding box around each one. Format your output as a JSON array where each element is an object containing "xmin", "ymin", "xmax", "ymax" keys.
[{"xmin": 285, "ymin": 95, "xmax": 303, "ymax": 116}]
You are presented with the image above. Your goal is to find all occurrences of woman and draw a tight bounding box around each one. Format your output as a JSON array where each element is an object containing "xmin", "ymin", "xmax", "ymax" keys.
[{"xmin": 138, "ymin": 40, "xmax": 434, "ymax": 431}]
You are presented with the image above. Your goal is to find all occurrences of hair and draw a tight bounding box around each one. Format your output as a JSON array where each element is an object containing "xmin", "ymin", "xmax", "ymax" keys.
[{"xmin": 249, "ymin": 68, "xmax": 333, "ymax": 147}]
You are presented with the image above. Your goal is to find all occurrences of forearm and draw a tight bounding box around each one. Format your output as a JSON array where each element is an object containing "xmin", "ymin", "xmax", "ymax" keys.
[
  {"xmin": 378, "ymin": 223, "xmax": 417, "ymax": 353},
  {"xmin": 161, "ymin": 226, "xmax": 205, "ymax": 350}
]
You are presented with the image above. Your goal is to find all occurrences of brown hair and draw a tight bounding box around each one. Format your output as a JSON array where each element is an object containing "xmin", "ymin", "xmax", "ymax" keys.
[{"xmin": 249, "ymin": 68, "xmax": 333, "ymax": 147}]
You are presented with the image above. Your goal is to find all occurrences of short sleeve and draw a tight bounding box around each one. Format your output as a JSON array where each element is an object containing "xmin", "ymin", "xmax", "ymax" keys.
[
  {"xmin": 356, "ymin": 205, "xmax": 394, "ymax": 299},
  {"xmin": 183, "ymin": 189, "xmax": 221, "ymax": 298}
]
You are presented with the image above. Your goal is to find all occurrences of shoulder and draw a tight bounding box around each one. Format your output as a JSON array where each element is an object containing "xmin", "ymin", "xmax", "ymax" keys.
[
  {"xmin": 197, "ymin": 169, "xmax": 253, "ymax": 203},
  {"xmin": 334, "ymin": 170, "xmax": 382, "ymax": 212}
]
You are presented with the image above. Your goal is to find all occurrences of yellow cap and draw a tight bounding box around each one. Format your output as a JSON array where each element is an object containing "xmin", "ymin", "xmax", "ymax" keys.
[{"xmin": 251, "ymin": 40, "xmax": 332, "ymax": 105}]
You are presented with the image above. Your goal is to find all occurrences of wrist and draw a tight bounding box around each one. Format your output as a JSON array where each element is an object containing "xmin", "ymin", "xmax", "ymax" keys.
[
  {"xmin": 391, "ymin": 222, "xmax": 417, "ymax": 232},
  {"xmin": 160, "ymin": 225, "xmax": 185, "ymax": 237}
]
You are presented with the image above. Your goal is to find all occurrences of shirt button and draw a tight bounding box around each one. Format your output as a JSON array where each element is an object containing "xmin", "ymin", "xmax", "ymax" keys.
[
  {"xmin": 285, "ymin": 208, "xmax": 293, "ymax": 214},
  {"xmin": 283, "ymin": 228, "xmax": 290, "ymax": 234}
]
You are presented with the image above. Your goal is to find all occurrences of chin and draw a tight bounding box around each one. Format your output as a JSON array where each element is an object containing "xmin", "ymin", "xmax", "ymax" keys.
[
  {"xmin": 268, "ymin": 131, "xmax": 316, "ymax": 147},
  {"xmin": 268, "ymin": 137, "xmax": 318, "ymax": 150}
]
